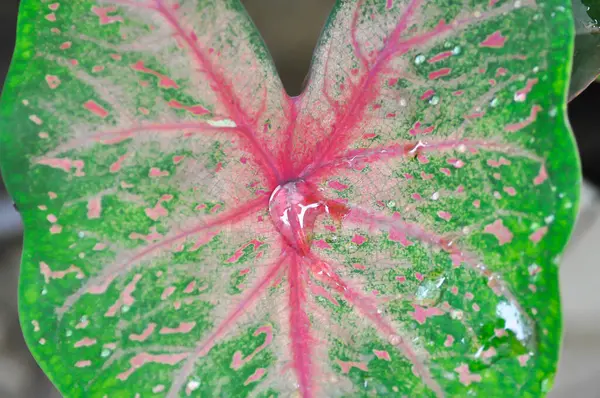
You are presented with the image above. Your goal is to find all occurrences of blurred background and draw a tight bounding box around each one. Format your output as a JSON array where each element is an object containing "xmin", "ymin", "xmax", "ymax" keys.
[{"xmin": 1, "ymin": 0, "xmax": 600, "ymax": 397}]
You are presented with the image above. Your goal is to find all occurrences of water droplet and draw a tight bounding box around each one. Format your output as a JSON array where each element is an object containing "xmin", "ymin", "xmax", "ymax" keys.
[
  {"xmin": 544, "ymin": 215, "xmax": 555, "ymax": 224},
  {"xmin": 429, "ymin": 96, "xmax": 440, "ymax": 105},
  {"xmin": 452, "ymin": 46, "xmax": 461, "ymax": 55},
  {"xmin": 388, "ymin": 334, "xmax": 402, "ymax": 345},
  {"xmin": 444, "ymin": 41, "xmax": 453, "ymax": 48},
  {"xmin": 533, "ymin": 66, "xmax": 539, "ymax": 73},
  {"xmin": 564, "ymin": 201, "xmax": 573, "ymax": 209},
  {"xmin": 415, "ymin": 276, "xmax": 446, "ymax": 306},
  {"xmin": 431, "ymin": 192, "xmax": 440, "ymax": 201},
  {"xmin": 548, "ymin": 107, "xmax": 557, "ymax": 117},
  {"xmin": 490, "ymin": 97, "xmax": 499, "ymax": 107},
  {"xmin": 66, "ymin": 330, "xmax": 72, "ymax": 337},
  {"xmin": 462, "ymin": 226, "xmax": 470, "ymax": 234},
  {"xmin": 122, "ymin": 305, "xmax": 130, "ymax": 313},
  {"xmin": 42, "ymin": 288, "xmax": 47, "ymax": 295},
  {"xmin": 400, "ymin": 98, "xmax": 407, "ymax": 107},
  {"xmin": 78, "ymin": 231, "xmax": 85, "ymax": 238},
  {"xmin": 514, "ymin": 0, "xmax": 522, "ymax": 8},
  {"xmin": 387, "ymin": 201, "xmax": 396, "ymax": 208},
  {"xmin": 414, "ymin": 54, "xmax": 426, "ymax": 65},
  {"xmin": 101, "ymin": 349, "xmax": 111, "ymax": 358},
  {"xmin": 187, "ymin": 380, "xmax": 200, "ymax": 391}
]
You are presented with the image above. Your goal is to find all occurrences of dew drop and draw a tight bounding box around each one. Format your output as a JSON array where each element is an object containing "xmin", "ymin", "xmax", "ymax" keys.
[
  {"xmin": 431, "ymin": 192, "xmax": 440, "ymax": 201},
  {"xmin": 387, "ymin": 201, "xmax": 396, "ymax": 208},
  {"xmin": 414, "ymin": 54, "xmax": 426, "ymax": 65},
  {"xmin": 101, "ymin": 349, "xmax": 111, "ymax": 358},
  {"xmin": 388, "ymin": 334, "xmax": 402, "ymax": 345},
  {"xmin": 549, "ymin": 107, "xmax": 557, "ymax": 117},
  {"xmin": 400, "ymin": 98, "xmax": 407, "ymax": 107},
  {"xmin": 66, "ymin": 329, "xmax": 73, "ymax": 337},
  {"xmin": 415, "ymin": 276, "xmax": 446, "ymax": 306},
  {"xmin": 514, "ymin": 0, "xmax": 522, "ymax": 8},
  {"xmin": 490, "ymin": 97, "xmax": 499, "ymax": 107},
  {"xmin": 187, "ymin": 380, "xmax": 200, "ymax": 391},
  {"xmin": 42, "ymin": 288, "xmax": 47, "ymax": 295},
  {"xmin": 429, "ymin": 96, "xmax": 440, "ymax": 105},
  {"xmin": 122, "ymin": 305, "xmax": 130, "ymax": 313},
  {"xmin": 452, "ymin": 46, "xmax": 461, "ymax": 55},
  {"xmin": 78, "ymin": 231, "xmax": 85, "ymax": 238}
]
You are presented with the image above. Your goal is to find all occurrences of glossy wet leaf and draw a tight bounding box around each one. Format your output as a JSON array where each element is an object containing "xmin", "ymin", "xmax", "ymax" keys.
[
  {"xmin": 0, "ymin": 0, "xmax": 580, "ymax": 397},
  {"xmin": 570, "ymin": 0, "xmax": 600, "ymax": 99}
]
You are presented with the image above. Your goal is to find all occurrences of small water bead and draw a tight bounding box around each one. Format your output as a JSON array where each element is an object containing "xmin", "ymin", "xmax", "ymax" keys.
[
  {"xmin": 78, "ymin": 231, "xmax": 85, "ymax": 238},
  {"xmin": 388, "ymin": 334, "xmax": 403, "ymax": 346},
  {"xmin": 490, "ymin": 97, "xmax": 499, "ymax": 107},
  {"xmin": 452, "ymin": 46, "xmax": 461, "ymax": 55},
  {"xmin": 431, "ymin": 192, "xmax": 440, "ymax": 201},
  {"xmin": 42, "ymin": 288, "xmax": 47, "ymax": 295},
  {"xmin": 187, "ymin": 380, "xmax": 201, "ymax": 391},
  {"xmin": 101, "ymin": 349, "xmax": 111, "ymax": 358},
  {"xmin": 549, "ymin": 107, "xmax": 558, "ymax": 117},
  {"xmin": 414, "ymin": 54, "xmax": 426, "ymax": 65},
  {"xmin": 66, "ymin": 330, "xmax": 73, "ymax": 337},
  {"xmin": 400, "ymin": 98, "xmax": 407, "ymax": 107},
  {"xmin": 387, "ymin": 200, "xmax": 396, "ymax": 208},
  {"xmin": 429, "ymin": 96, "xmax": 440, "ymax": 105},
  {"xmin": 415, "ymin": 277, "xmax": 446, "ymax": 306}
]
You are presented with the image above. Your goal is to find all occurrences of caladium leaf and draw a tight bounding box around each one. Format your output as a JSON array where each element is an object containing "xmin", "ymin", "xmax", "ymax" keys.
[
  {"xmin": 570, "ymin": 0, "xmax": 600, "ymax": 100},
  {"xmin": 0, "ymin": 0, "xmax": 580, "ymax": 397}
]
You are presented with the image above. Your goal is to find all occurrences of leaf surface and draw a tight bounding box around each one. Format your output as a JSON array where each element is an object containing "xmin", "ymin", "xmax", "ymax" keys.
[{"xmin": 0, "ymin": 0, "xmax": 580, "ymax": 397}]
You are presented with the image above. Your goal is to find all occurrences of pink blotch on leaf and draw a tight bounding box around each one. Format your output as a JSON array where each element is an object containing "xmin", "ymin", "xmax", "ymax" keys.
[
  {"xmin": 244, "ymin": 368, "xmax": 266, "ymax": 386},
  {"xmin": 444, "ymin": 335, "xmax": 454, "ymax": 347},
  {"xmin": 116, "ymin": 353, "xmax": 189, "ymax": 381},
  {"xmin": 410, "ymin": 305, "xmax": 444, "ymax": 325},
  {"xmin": 529, "ymin": 226, "xmax": 548, "ymax": 244},
  {"xmin": 351, "ymin": 234, "xmax": 367, "ymax": 245},
  {"xmin": 159, "ymin": 322, "xmax": 196, "ymax": 335},
  {"xmin": 437, "ymin": 211, "xmax": 452, "ymax": 221},
  {"xmin": 429, "ymin": 68, "xmax": 452, "ymax": 80},
  {"xmin": 87, "ymin": 197, "xmax": 102, "ymax": 219},
  {"xmin": 149, "ymin": 167, "xmax": 169, "ymax": 177},
  {"xmin": 92, "ymin": 6, "xmax": 124, "ymax": 25},
  {"xmin": 313, "ymin": 239, "xmax": 332, "ymax": 250},
  {"xmin": 75, "ymin": 360, "xmax": 91, "ymax": 368},
  {"xmin": 336, "ymin": 359, "xmax": 368, "ymax": 374},
  {"xmin": 518, "ymin": 354, "xmax": 530, "ymax": 366},
  {"xmin": 74, "ymin": 337, "xmax": 97, "ymax": 348},
  {"xmin": 84, "ymin": 100, "xmax": 109, "ymax": 118},
  {"xmin": 328, "ymin": 180, "xmax": 348, "ymax": 191},
  {"xmin": 534, "ymin": 164, "xmax": 548, "ymax": 185},
  {"xmin": 45, "ymin": 75, "xmax": 61, "ymax": 89},
  {"xmin": 484, "ymin": 219, "xmax": 513, "ymax": 245},
  {"xmin": 130, "ymin": 323, "xmax": 157, "ymax": 342},
  {"xmin": 480, "ymin": 31, "xmax": 507, "ymax": 48},
  {"xmin": 373, "ymin": 350, "xmax": 391, "ymax": 361},
  {"xmin": 455, "ymin": 364, "xmax": 482, "ymax": 386}
]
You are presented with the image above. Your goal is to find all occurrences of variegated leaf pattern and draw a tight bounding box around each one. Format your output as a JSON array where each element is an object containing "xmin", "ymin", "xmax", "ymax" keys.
[{"xmin": 0, "ymin": 0, "xmax": 580, "ymax": 397}]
